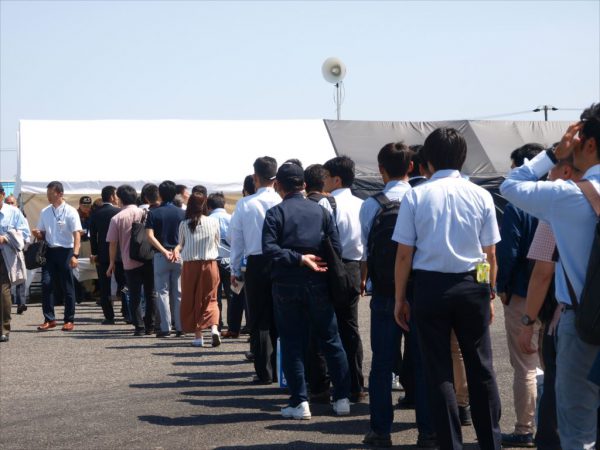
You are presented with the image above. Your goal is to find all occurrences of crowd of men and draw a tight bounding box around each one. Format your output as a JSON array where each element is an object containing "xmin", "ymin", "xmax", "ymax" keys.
[{"xmin": 0, "ymin": 103, "xmax": 599, "ymax": 450}]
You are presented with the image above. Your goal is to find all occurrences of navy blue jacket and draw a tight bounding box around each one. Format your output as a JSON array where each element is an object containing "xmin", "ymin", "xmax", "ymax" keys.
[
  {"xmin": 496, "ymin": 202, "xmax": 538, "ymax": 298},
  {"xmin": 262, "ymin": 192, "xmax": 342, "ymax": 283}
]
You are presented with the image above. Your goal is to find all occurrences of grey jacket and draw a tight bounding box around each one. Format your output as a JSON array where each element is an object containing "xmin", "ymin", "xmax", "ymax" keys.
[{"xmin": 0, "ymin": 229, "xmax": 27, "ymax": 285}]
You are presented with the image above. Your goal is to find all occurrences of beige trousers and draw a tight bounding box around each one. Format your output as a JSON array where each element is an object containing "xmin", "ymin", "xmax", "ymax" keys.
[
  {"xmin": 451, "ymin": 330, "xmax": 469, "ymax": 407},
  {"xmin": 504, "ymin": 294, "xmax": 540, "ymax": 434}
]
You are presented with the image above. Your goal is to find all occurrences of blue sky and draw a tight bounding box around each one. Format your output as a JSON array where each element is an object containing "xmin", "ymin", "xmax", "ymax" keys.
[{"xmin": 1, "ymin": 0, "xmax": 599, "ymax": 179}]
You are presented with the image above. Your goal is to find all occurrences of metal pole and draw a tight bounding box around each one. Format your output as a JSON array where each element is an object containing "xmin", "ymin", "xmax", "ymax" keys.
[
  {"xmin": 335, "ymin": 82, "xmax": 341, "ymax": 120},
  {"xmin": 544, "ymin": 105, "xmax": 548, "ymax": 121}
]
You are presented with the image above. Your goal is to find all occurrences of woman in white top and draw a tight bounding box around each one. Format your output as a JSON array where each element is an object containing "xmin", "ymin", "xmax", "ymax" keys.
[{"xmin": 174, "ymin": 194, "xmax": 221, "ymax": 347}]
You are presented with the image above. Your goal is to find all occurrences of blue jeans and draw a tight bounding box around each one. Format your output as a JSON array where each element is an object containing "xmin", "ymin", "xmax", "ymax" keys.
[
  {"xmin": 368, "ymin": 294, "xmax": 400, "ymax": 435},
  {"xmin": 555, "ymin": 310, "xmax": 600, "ymax": 449},
  {"xmin": 272, "ymin": 279, "xmax": 350, "ymax": 407},
  {"xmin": 153, "ymin": 253, "xmax": 182, "ymax": 333}
]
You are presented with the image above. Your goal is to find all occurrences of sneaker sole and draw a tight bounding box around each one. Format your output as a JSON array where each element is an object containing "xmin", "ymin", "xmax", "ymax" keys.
[
  {"xmin": 212, "ymin": 334, "xmax": 221, "ymax": 347},
  {"xmin": 282, "ymin": 413, "xmax": 311, "ymax": 420},
  {"xmin": 333, "ymin": 409, "xmax": 350, "ymax": 416}
]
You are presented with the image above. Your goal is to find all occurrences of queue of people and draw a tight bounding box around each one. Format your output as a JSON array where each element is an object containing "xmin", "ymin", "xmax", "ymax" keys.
[{"xmin": 0, "ymin": 103, "xmax": 599, "ymax": 450}]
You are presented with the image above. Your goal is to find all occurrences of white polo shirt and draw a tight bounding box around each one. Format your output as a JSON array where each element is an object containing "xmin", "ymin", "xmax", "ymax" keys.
[{"xmin": 37, "ymin": 202, "xmax": 82, "ymax": 248}]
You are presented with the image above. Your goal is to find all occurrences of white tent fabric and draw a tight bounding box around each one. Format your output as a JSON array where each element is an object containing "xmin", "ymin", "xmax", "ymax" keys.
[{"xmin": 17, "ymin": 120, "xmax": 337, "ymax": 194}]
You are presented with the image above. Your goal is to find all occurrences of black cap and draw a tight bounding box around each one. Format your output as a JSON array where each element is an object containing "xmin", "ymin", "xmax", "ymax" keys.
[
  {"xmin": 276, "ymin": 162, "xmax": 305, "ymax": 185},
  {"xmin": 79, "ymin": 196, "xmax": 92, "ymax": 205}
]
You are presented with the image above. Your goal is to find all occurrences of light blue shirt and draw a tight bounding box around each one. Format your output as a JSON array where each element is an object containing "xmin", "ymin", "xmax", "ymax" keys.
[
  {"xmin": 209, "ymin": 208, "xmax": 231, "ymax": 259},
  {"xmin": 359, "ymin": 180, "xmax": 412, "ymax": 261},
  {"xmin": 0, "ymin": 203, "xmax": 30, "ymax": 241},
  {"xmin": 500, "ymin": 151, "xmax": 600, "ymax": 305},
  {"xmin": 228, "ymin": 187, "xmax": 281, "ymax": 276},
  {"xmin": 392, "ymin": 169, "xmax": 500, "ymax": 273}
]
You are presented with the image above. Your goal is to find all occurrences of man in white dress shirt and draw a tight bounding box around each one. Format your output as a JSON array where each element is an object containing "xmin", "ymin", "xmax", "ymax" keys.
[
  {"xmin": 321, "ymin": 156, "xmax": 366, "ymax": 403},
  {"xmin": 229, "ymin": 157, "xmax": 281, "ymax": 383}
]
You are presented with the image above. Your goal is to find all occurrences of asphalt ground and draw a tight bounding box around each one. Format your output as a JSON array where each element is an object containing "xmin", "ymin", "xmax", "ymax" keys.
[{"xmin": 0, "ymin": 298, "xmax": 518, "ymax": 450}]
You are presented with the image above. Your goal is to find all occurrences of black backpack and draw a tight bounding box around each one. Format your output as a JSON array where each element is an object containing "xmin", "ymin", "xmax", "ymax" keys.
[
  {"xmin": 130, "ymin": 209, "xmax": 154, "ymax": 263},
  {"xmin": 306, "ymin": 192, "xmax": 337, "ymax": 216},
  {"xmin": 563, "ymin": 180, "xmax": 600, "ymax": 345},
  {"xmin": 367, "ymin": 192, "xmax": 400, "ymax": 297}
]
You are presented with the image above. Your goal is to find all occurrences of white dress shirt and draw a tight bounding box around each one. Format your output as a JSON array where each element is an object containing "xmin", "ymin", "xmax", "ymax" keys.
[
  {"xmin": 393, "ymin": 170, "xmax": 500, "ymax": 273},
  {"xmin": 331, "ymin": 188, "xmax": 364, "ymax": 261},
  {"xmin": 37, "ymin": 202, "xmax": 82, "ymax": 248},
  {"xmin": 228, "ymin": 187, "xmax": 281, "ymax": 276}
]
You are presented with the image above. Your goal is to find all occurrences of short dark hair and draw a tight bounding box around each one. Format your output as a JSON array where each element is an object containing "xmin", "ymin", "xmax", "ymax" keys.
[
  {"xmin": 323, "ymin": 156, "xmax": 355, "ymax": 188},
  {"xmin": 510, "ymin": 143, "xmax": 544, "ymax": 167},
  {"xmin": 284, "ymin": 158, "xmax": 303, "ymax": 169},
  {"xmin": 424, "ymin": 128, "xmax": 467, "ymax": 171},
  {"xmin": 207, "ymin": 192, "xmax": 226, "ymax": 210},
  {"xmin": 101, "ymin": 185, "xmax": 116, "ymax": 202},
  {"xmin": 377, "ymin": 142, "xmax": 413, "ymax": 178},
  {"xmin": 116, "ymin": 184, "xmax": 138, "ymax": 206},
  {"xmin": 175, "ymin": 184, "xmax": 188, "ymax": 196},
  {"xmin": 580, "ymin": 103, "xmax": 600, "ymax": 159},
  {"xmin": 192, "ymin": 185, "xmax": 207, "ymax": 197},
  {"xmin": 304, "ymin": 164, "xmax": 327, "ymax": 192},
  {"xmin": 253, "ymin": 156, "xmax": 277, "ymax": 182},
  {"xmin": 141, "ymin": 183, "xmax": 159, "ymax": 204},
  {"xmin": 158, "ymin": 180, "xmax": 177, "ymax": 203},
  {"xmin": 408, "ymin": 145, "xmax": 424, "ymax": 177},
  {"xmin": 243, "ymin": 175, "xmax": 255, "ymax": 196},
  {"xmin": 46, "ymin": 181, "xmax": 64, "ymax": 194}
]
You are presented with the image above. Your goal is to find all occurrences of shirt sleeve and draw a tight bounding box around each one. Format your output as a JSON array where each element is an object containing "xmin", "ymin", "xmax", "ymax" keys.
[
  {"xmin": 106, "ymin": 217, "xmax": 118, "ymax": 243},
  {"xmin": 359, "ymin": 198, "xmax": 376, "ymax": 261},
  {"xmin": 500, "ymin": 151, "xmax": 557, "ymax": 223},
  {"xmin": 68, "ymin": 207, "xmax": 83, "ymax": 233},
  {"xmin": 228, "ymin": 204, "xmax": 245, "ymax": 277},
  {"xmin": 527, "ymin": 221, "xmax": 557, "ymax": 263},
  {"xmin": 178, "ymin": 221, "xmax": 186, "ymax": 250},
  {"xmin": 261, "ymin": 207, "xmax": 302, "ymax": 267},
  {"xmin": 37, "ymin": 210, "xmax": 46, "ymax": 232},
  {"xmin": 479, "ymin": 192, "xmax": 501, "ymax": 247},
  {"xmin": 14, "ymin": 211, "xmax": 31, "ymax": 242},
  {"xmin": 392, "ymin": 192, "xmax": 417, "ymax": 246},
  {"xmin": 145, "ymin": 210, "xmax": 155, "ymax": 230}
]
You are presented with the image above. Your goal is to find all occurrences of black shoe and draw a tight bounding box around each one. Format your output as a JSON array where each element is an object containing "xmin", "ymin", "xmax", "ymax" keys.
[
  {"xmin": 251, "ymin": 376, "xmax": 273, "ymax": 385},
  {"xmin": 350, "ymin": 390, "xmax": 368, "ymax": 404},
  {"xmin": 458, "ymin": 405, "xmax": 472, "ymax": 426},
  {"xmin": 416, "ymin": 433, "xmax": 438, "ymax": 448},
  {"xmin": 175, "ymin": 331, "xmax": 184, "ymax": 337},
  {"xmin": 309, "ymin": 390, "xmax": 331, "ymax": 404},
  {"xmin": 363, "ymin": 430, "xmax": 392, "ymax": 448},
  {"xmin": 0, "ymin": 335, "xmax": 9, "ymax": 343},
  {"xmin": 245, "ymin": 351, "xmax": 255, "ymax": 362},
  {"xmin": 501, "ymin": 432, "xmax": 535, "ymax": 448},
  {"xmin": 397, "ymin": 396, "xmax": 415, "ymax": 409},
  {"xmin": 133, "ymin": 328, "xmax": 145, "ymax": 336},
  {"xmin": 156, "ymin": 331, "xmax": 171, "ymax": 338},
  {"xmin": 16, "ymin": 305, "xmax": 27, "ymax": 314},
  {"xmin": 101, "ymin": 319, "xmax": 115, "ymax": 325},
  {"xmin": 144, "ymin": 329, "xmax": 153, "ymax": 336}
]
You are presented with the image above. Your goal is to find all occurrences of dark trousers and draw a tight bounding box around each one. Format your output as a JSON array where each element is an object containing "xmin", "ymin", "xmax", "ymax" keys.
[
  {"xmin": 535, "ymin": 329, "xmax": 560, "ymax": 450},
  {"xmin": 227, "ymin": 289, "xmax": 245, "ymax": 334},
  {"xmin": 245, "ymin": 254, "xmax": 277, "ymax": 382},
  {"xmin": 273, "ymin": 279, "xmax": 350, "ymax": 406},
  {"xmin": 369, "ymin": 294, "xmax": 401, "ymax": 435},
  {"xmin": 0, "ymin": 252, "xmax": 11, "ymax": 335},
  {"xmin": 217, "ymin": 264, "xmax": 232, "ymax": 330},
  {"xmin": 95, "ymin": 261, "xmax": 125, "ymax": 321},
  {"xmin": 335, "ymin": 260, "xmax": 364, "ymax": 394},
  {"xmin": 125, "ymin": 262, "xmax": 156, "ymax": 332},
  {"xmin": 413, "ymin": 270, "xmax": 501, "ymax": 450},
  {"xmin": 42, "ymin": 247, "xmax": 76, "ymax": 323}
]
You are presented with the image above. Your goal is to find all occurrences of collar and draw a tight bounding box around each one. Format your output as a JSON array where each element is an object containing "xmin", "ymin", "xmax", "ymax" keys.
[
  {"xmin": 256, "ymin": 187, "xmax": 275, "ymax": 195},
  {"xmin": 384, "ymin": 180, "xmax": 410, "ymax": 190},
  {"xmin": 283, "ymin": 192, "xmax": 303, "ymax": 201},
  {"xmin": 430, "ymin": 169, "xmax": 461, "ymax": 180},
  {"xmin": 331, "ymin": 187, "xmax": 351, "ymax": 197},
  {"xmin": 583, "ymin": 164, "xmax": 600, "ymax": 180},
  {"xmin": 160, "ymin": 201, "xmax": 174, "ymax": 207},
  {"xmin": 52, "ymin": 202, "xmax": 66, "ymax": 210},
  {"xmin": 210, "ymin": 208, "xmax": 227, "ymax": 214},
  {"xmin": 124, "ymin": 204, "xmax": 138, "ymax": 210}
]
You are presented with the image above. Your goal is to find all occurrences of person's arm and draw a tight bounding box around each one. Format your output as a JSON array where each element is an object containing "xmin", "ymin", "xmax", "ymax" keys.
[
  {"xmin": 146, "ymin": 228, "xmax": 172, "ymax": 260},
  {"xmin": 482, "ymin": 244, "xmax": 497, "ymax": 323},
  {"xmin": 394, "ymin": 243, "xmax": 414, "ymax": 331},
  {"xmin": 359, "ymin": 199, "xmax": 374, "ymax": 295},
  {"xmin": 173, "ymin": 222, "xmax": 185, "ymax": 262},
  {"xmin": 496, "ymin": 205, "xmax": 521, "ymax": 304},
  {"xmin": 15, "ymin": 211, "xmax": 31, "ymax": 242},
  {"xmin": 106, "ymin": 241, "xmax": 118, "ymax": 277},
  {"xmin": 70, "ymin": 230, "xmax": 80, "ymax": 269},
  {"xmin": 518, "ymin": 260, "xmax": 555, "ymax": 354},
  {"xmin": 228, "ymin": 206, "xmax": 245, "ymax": 281},
  {"xmin": 89, "ymin": 213, "xmax": 98, "ymax": 263}
]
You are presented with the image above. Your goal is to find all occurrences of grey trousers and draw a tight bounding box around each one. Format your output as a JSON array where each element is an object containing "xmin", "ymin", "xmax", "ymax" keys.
[{"xmin": 153, "ymin": 253, "xmax": 182, "ymax": 333}]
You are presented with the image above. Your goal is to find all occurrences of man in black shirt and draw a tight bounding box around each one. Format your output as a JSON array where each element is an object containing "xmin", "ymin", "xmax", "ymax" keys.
[{"xmin": 262, "ymin": 162, "xmax": 351, "ymax": 420}]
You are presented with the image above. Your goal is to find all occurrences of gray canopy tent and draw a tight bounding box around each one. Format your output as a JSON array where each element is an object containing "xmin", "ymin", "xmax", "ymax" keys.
[{"xmin": 324, "ymin": 119, "xmax": 571, "ymax": 217}]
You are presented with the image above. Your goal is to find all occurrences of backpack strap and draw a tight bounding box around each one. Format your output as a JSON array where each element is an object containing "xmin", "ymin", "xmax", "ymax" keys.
[
  {"xmin": 325, "ymin": 196, "xmax": 337, "ymax": 216},
  {"xmin": 577, "ymin": 180, "xmax": 600, "ymax": 217},
  {"xmin": 372, "ymin": 192, "xmax": 391, "ymax": 208}
]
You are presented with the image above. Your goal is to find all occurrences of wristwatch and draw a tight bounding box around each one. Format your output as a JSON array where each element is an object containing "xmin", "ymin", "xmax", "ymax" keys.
[
  {"xmin": 72, "ymin": 253, "xmax": 79, "ymax": 259},
  {"xmin": 521, "ymin": 314, "xmax": 536, "ymax": 326},
  {"xmin": 546, "ymin": 147, "xmax": 558, "ymax": 164}
]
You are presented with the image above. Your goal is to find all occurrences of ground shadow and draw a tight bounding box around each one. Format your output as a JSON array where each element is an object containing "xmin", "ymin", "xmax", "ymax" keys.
[{"xmin": 138, "ymin": 411, "xmax": 276, "ymax": 426}]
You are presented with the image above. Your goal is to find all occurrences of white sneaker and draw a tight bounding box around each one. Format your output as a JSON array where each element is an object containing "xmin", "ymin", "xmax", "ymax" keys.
[
  {"xmin": 332, "ymin": 398, "xmax": 350, "ymax": 416},
  {"xmin": 392, "ymin": 375, "xmax": 402, "ymax": 391},
  {"xmin": 191, "ymin": 338, "xmax": 204, "ymax": 347},
  {"xmin": 281, "ymin": 401, "xmax": 311, "ymax": 420},
  {"xmin": 211, "ymin": 333, "xmax": 221, "ymax": 347}
]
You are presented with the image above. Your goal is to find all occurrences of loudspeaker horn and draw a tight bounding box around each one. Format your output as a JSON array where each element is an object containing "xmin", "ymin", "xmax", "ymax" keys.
[{"xmin": 322, "ymin": 57, "xmax": 346, "ymax": 84}]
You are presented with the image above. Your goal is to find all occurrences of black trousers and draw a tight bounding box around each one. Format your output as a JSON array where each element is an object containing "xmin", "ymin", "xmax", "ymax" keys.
[
  {"xmin": 125, "ymin": 262, "xmax": 156, "ymax": 332},
  {"xmin": 413, "ymin": 270, "xmax": 501, "ymax": 450},
  {"xmin": 217, "ymin": 264, "xmax": 232, "ymax": 330},
  {"xmin": 245, "ymin": 255, "xmax": 277, "ymax": 382},
  {"xmin": 535, "ymin": 328, "xmax": 560, "ymax": 450},
  {"xmin": 95, "ymin": 261, "xmax": 125, "ymax": 321}
]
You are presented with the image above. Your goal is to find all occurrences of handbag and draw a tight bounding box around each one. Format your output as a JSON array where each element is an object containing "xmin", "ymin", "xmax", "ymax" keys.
[
  {"xmin": 129, "ymin": 209, "xmax": 154, "ymax": 262},
  {"xmin": 24, "ymin": 239, "xmax": 48, "ymax": 270}
]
